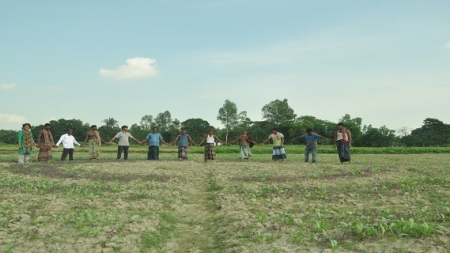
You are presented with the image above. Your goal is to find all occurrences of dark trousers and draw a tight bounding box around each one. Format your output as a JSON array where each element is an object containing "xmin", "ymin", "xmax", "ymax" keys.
[
  {"xmin": 148, "ymin": 146, "xmax": 159, "ymax": 160},
  {"xmin": 117, "ymin": 145, "xmax": 129, "ymax": 160},
  {"xmin": 61, "ymin": 148, "xmax": 74, "ymax": 161}
]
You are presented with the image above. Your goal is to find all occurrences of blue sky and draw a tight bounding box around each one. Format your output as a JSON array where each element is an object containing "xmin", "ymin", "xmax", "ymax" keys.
[{"xmin": 1, "ymin": 1, "xmax": 449, "ymax": 132}]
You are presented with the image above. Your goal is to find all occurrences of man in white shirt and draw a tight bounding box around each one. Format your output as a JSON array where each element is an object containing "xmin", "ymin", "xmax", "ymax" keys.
[
  {"xmin": 55, "ymin": 128, "xmax": 82, "ymax": 161},
  {"xmin": 107, "ymin": 125, "xmax": 141, "ymax": 160}
]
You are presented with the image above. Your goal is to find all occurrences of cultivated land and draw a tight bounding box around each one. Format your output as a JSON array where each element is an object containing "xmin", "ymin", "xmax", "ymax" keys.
[{"xmin": 1, "ymin": 145, "xmax": 450, "ymax": 252}]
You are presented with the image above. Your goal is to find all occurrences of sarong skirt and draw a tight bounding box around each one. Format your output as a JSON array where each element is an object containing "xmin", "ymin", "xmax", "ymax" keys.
[
  {"xmin": 239, "ymin": 144, "xmax": 251, "ymax": 159},
  {"xmin": 272, "ymin": 146, "xmax": 287, "ymax": 160},
  {"xmin": 336, "ymin": 140, "xmax": 351, "ymax": 162},
  {"xmin": 204, "ymin": 143, "xmax": 216, "ymax": 160},
  {"xmin": 88, "ymin": 140, "xmax": 100, "ymax": 159},
  {"xmin": 38, "ymin": 146, "xmax": 52, "ymax": 161},
  {"xmin": 178, "ymin": 146, "xmax": 188, "ymax": 159}
]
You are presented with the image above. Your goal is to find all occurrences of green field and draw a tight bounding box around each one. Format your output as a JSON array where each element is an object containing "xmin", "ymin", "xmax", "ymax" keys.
[{"xmin": 1, "ymin": 146, "xmax": 450, "ymax": 252}]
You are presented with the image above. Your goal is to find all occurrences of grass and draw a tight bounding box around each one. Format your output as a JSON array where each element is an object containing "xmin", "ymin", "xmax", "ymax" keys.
[
  {"xmin": 1, "ymin": 149, "xmax": 450, "ymax": 252},
  {"xmin": 1, "ymin": 143, "xmax": 450, "ymax": 156}
]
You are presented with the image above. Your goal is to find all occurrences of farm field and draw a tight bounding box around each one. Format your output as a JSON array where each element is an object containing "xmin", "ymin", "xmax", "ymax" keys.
[{"xmin": 1, "ymin": 146, "xmax": 450, "ymax": 252}]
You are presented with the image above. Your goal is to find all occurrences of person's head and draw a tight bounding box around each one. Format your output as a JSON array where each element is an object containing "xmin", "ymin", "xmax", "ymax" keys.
[
  {"xmin": 242, "ymin": 131, "xmax": 247, "ymax": 135},
  {"xmin": 22, "ymin": 123, "xmax": 31, "ymax": 131},
  {"xmin": 152, "ymin": 127, "xmax": 157, "ymax": 133},
  {"xmin": 208, "ymin": 129, "xmax": 214, "ymax": 135},
  {"xmin": 44, "ymin": 123, "xmax": 51, "ymax": 130},
  {"xmin": 67, "ymin": 128, "xmax": 73, "ymax": 135},
  {"xmin": 337, "ymin": 122, "xmax": 345, "ymax": 130},
  {"xmin": 271, "ymin": 128, "xmax": 278, "ymax": 134},
  {"xmin": 90, "ymin": 125, "xmax": 97, "ymax": 131},
  {"xmin": 121, "ymin": 125, "xmax": 128, "ymax": 131},
  {"xmin": 306, "ymin": 128, "xmax": 313, "ymax": 135},
  {"xmin": 181, "ymin": 129, "xmax": 187, "ymax": 135}
]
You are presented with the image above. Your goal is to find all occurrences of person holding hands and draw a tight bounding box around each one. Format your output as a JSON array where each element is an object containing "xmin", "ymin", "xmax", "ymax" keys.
[
  {"xmin": 171, "ymin": 129, "xmax": 197, "ymax": 160},
  {"xmin": 198, "ymin": 129, "xmax": 226, "ymax": 162},
  {"xmin": 107, "ymin": 125, "xmax": 141, "ymax": 160},
  {"xmin": 18, "ymin": 123, "xmax": 38, "ymax": 165},
  {"xmin": 260, "ymin": 128, "xmax": 287, "ymax": 161},
  {"xmin": 291, "ymin": 128, "xmax": 329, "ymax": 163},
  {"xmin": 140, "ymin": 127, "xmax": 169, "ymax": 160},
  {"xmin": 55, "ymin": 128, "xmax": 83, "ymax": 161}
]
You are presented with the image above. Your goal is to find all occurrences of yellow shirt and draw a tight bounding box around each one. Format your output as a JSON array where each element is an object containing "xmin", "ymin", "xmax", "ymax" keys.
[{"xmin": 269, "ymin": 133, "xmax": 284, "ymax": 146}]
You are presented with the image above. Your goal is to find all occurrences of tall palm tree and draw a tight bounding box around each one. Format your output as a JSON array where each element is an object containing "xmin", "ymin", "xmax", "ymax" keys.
[{"xmin": 102, "ymin": 117, "xmax": 119, "ymax": 128}]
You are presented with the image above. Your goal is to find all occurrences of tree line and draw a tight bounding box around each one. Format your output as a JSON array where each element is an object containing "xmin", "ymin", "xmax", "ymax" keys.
[{"xmin": 0, "ymin": 99, "xmax": 449, "ymax": 147}]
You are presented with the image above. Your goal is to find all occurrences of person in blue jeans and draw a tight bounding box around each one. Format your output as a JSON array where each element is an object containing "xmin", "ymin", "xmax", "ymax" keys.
[
  {"xmin": 140, "ymin": 127, "xmax": 169, "ymax": 160},
  {"xmin": 291, "ymin": 128, "xmax": 329, "ymax": 163}
]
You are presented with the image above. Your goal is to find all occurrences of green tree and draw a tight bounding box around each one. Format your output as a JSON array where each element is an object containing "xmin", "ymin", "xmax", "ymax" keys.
[
  {"xmin": 55, "ymin": 119, "xmax": 88, "ymax": 139},
  {"xmin": 422, "ymin": 118, "xmax": 450, "ymax": 146},
  {"xmin": 29, "ymin": 119, "xmax": 90, "ymax": 143},
  {"xmin": 181, "ymin": 118, "xmax": 212, "ymax": 142},
  {"xmin": 247, "ymin": 121, "xmax": 273, "ymax": 143},
  {"xmin": 407, "ymin": 118, "xmax": 450, "ymax": 146},
  {"xmin": 31, "ymin": 124, "xmax": 44, "ymax": 141},
  {"xmin": 0, "ymin": 130, "xmax": 18, "ymax": 144},
  {"xmin": 154, "ymin": 111, "xmax": 173, "ymax": 132},
  {"xmin": 98, "ymin": 126, "xmax": 118, "ymax": 141},
  {"xmin": 288, "ymin": 116, "xmax": 335, "ymax": 145},
  {"xmin": 237, "ymin": 111, "xmax": 252, "ymax": 129},
  {"xmin": 360, "ymin": 125, "xmax": 396, "ymax": 147},
  {"xmin": 139, "ymin": 115, "xmax": 154, "ymax": 131},
  {"xmin": 261, "ymin": 99, "xmax": 296, "ymax": 125},
  {"xmin": 154, "ymin": 111, "xmax": 181, "ymax": 141},
  {"xmin": 99, "ymin": 117, "xmax": 120, "ymax": 140},
  {"xmin": 129, "ymin": 123, "xmax": 146, "ymax": 142},
  {"xmin": 217, "ymin": 99, "xmax": 240, "ymax": 143},
  {"xmin": 102, "ymin": 117, "xmax": 119, "ymax": 128}
]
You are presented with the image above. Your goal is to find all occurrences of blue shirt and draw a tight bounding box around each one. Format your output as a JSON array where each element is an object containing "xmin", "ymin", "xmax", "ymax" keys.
[
  {"xmin": 177, "ymin": 134, "xmax": 191, "ymax": 147},
  {"xmin": 146, "ymin": 132, "xmax": 163, "ymax": 146},
  {"xmin": 301, "ymin": 134, "xmax": 320, "ymax": 147}
]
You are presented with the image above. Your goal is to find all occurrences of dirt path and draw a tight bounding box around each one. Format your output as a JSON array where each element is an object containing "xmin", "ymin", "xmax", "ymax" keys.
[{"xmin": 169, "ymin": 171, "xmax": 217, "ymax": 252}]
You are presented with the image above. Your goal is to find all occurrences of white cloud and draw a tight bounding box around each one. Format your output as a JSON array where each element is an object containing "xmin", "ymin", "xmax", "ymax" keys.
[
  {"xmin": 443, "ymin": 41, "xmax": 450, "ymax": 50},
  {"xmin": 99, "ymin": 57, "xmax": 157, "ymax": 81},
  {"xmin": 0, "ymin": 83, "xmax": 16, "ymax": 90},
  {"xmin": 46, "ymin": 116, "xmax": 74, "ymax": 122},
  {"xmin": 0, "ymin": 114, "xmax": 27, "ymax": 123}
]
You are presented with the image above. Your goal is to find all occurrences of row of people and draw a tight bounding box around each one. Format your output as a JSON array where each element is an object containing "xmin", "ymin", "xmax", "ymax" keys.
[{"xmin": 17, "ymin": 123, "xmax": 352, "ymax": 164}]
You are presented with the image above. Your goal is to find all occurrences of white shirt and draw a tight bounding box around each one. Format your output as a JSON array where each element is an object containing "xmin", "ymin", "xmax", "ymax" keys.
[
  {"xmin": 56, "ymin": 134, "xmax": 81, "ymax": 149},
  {"xmin": 206, "ymin": 134, "xmax": 215, "ymax": 144}
]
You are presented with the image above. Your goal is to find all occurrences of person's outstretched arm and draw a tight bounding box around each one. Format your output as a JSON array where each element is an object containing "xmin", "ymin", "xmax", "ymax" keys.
[
  {"xmin": 188, "ymin": 135, "xmax": 197, "ymax": 146},
  {"xmin": 291, "ymin": 135, "xmax": 303, "ymax": 141},
  {"xmin": 227, "ymin": 137, "xmax": 239, "ymax": 145},
  {"xmin": 140, "ymin": 138, "xmax": 148, "ymax": 145},
  {"xmin": 170, "ymin": 135, "xmax": 180, "ymax": 145},
  {"xmin": 198, "ymin": 136, "xmax": 207, "ymax": 146},
  {"xmin": 259, "ymin": 138, "xmax": 270, "ymax": 145},
  {"xmin": 107, "ymin": 137, "xmax": 116, "ymax": 144},
  {"xmin": 214, "ymin": 135, "xmax": 226, "ymax": 144},
  {"xmin": 318, "ymin": 135, "xmax": 329, "ymax": 141}
]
